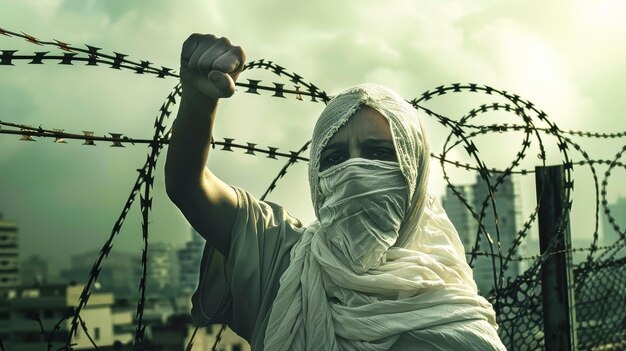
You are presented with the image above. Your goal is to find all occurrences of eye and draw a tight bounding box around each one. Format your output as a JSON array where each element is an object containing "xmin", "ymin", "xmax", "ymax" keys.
[
  {"xmin": 325, "ymin": 153, "xmax": 346, "ymax": 164},
  {"xmin": 371, "ymin": 148, "xmax": 396, "ymax": 159},
  {"xmin": 319, "ymin": 152, "xmax": 346, "ymax": 171},
  {"xmin": 372, "ymin": 148, "xmax": 389, "ymax": 156}
]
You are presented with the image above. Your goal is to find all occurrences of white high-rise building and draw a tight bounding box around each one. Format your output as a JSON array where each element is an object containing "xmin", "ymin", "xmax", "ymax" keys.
[{"xmin": 443, "ymin": 175, "xmax": 521, "ymax": 296}]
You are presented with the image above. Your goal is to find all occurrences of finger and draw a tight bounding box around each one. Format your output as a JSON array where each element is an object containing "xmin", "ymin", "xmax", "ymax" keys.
[
  {"xmin": 192, "ymin": 37, "xmax": 232, "ymax": 79},
  {"xmin": 185, "ymin": 70, "xmax": 235, "ymax": 98},
  {"xmin": 187, "ymin": 34, "xmax": 220, "ymax": 75},
  {"xmin": 180, "ymin": 33, "xmax": 202, "ymax": 66},
  {"xmin": 212, "ymin": 46, "xmax": 246, "ymax": 74}
]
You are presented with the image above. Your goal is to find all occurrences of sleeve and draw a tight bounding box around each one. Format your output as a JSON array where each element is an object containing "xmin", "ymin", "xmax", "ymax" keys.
[{"xmin": 190, "ymin": 185, "xmax": 303, "ymax": 342}]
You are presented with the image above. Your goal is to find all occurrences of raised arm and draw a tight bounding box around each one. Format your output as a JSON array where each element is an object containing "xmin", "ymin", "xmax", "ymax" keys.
[{"xmin": 165, "ymin": 34, "xmax": 246, "ymax": 256}]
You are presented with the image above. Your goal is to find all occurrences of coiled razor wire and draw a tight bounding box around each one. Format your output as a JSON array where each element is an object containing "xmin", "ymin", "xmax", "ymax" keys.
[{"xmin": 0, "ymin": 27, "xmax": 624, "ymax": 350}]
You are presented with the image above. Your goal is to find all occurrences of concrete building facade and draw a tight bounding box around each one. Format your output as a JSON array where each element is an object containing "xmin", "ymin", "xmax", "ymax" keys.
[
  {"xmin": 61, "ymin": 250, "xmax": 141, "ymax": 299},
  {"xmin": 178, "ymin": 229, "xmax": 205, "ymax": 294},
  {"xmin": 602, "ymin": 196, "xmax": 626, "ymax": 249},
  {"xmin": 20, "ymin": 255, "xmax": 49, "ymax": 286},
  {"xmin": 148, "ymin": 242, "xmax": 181, "ymax": 295},
  {"xmin": 0, "ymin": 283, "xmax": 133, "ymax": 350},
  {"xmin": 442, "ymin": 174, "xmax": 521, "ymax": 296},
  {"xmin": 0, "ymin": 214, "xmax": 20, "ymax": 290}
]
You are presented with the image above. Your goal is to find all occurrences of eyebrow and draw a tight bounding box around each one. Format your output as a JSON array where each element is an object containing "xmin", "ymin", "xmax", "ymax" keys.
[{"xmin": 321, "ymin": 138, "xmax": 394, "ymax": 154}]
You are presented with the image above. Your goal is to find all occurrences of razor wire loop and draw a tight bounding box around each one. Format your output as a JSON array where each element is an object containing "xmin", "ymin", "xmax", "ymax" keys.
[
  {"xmin": 1, "ymin": 27, "xmax": 625, "ymax": 350},
  {"xmin": 413, "ymin": 87, "xmax": 553, "ymax": 307}
]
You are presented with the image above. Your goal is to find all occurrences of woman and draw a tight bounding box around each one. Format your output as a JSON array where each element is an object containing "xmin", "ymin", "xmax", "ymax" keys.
[{"xmin": 165, "ymin": 34, "xmax": 507, "ymax": 350}]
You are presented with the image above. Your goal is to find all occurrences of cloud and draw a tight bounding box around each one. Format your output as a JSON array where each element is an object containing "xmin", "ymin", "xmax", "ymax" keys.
[
  {"xmin": 2, "ymin": 0, "xmax": 624, "ymax": 273},
  {"xmin": 59, "ymin": 0, "xmax": 175, "ymax": 23}
]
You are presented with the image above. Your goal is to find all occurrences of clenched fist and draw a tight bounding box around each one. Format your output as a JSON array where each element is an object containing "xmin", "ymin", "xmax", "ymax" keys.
[{"xmin": 180, "ymin": 34, "xmax": 246, "ymax": 100}]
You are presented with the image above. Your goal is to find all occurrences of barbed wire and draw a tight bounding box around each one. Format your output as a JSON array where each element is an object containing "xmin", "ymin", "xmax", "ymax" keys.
[
  {"xmin": 2, "ymin": 120, "xmax": 624, "ymax": 173},
  {"xmin": 1, "ymin": 27, "xmax": 624, "ymax": 350},
  {"xmin": 0, "ymin": 27, "xmax": 177, "ymax": 78}
]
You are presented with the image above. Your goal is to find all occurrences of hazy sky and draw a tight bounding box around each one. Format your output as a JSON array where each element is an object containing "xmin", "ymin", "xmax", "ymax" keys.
[{"xmin": 1, "ymin": 0, "xmax": 625, "ymax": 273}]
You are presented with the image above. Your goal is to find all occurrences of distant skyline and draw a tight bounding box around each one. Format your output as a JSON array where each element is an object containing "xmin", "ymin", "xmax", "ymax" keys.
[{"xmin": 1, "ymin": 0, "xmax": 625, "ymax": 273}]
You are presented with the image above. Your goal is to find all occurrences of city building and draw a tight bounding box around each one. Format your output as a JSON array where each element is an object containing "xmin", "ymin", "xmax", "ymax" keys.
[
  {"xmin": 148, "ymin": 242, "xmax": 181, "ymax": 296},
  {"xmin": 61, "ymin": 250, "xmax": 141, "ymax": 299},
  {"xmin": 518, "ymin": 236, "xmax": 540, "ymax": 273},
  {"xmin": 442, "ymin": 174, "xmax": 521, "ymax": 296},
  {"xmin": 602, "ymin": 196, "xmax": 626, "ymax": 249},
  {"xmin": 442, "ymin": 185, "xmax": 477, "ymax": 253},
  {"xmin": 0, "ymin": 213, "xmax": 20, "ymax": 290},
  {"xmin": 0, "ymin": 283, "xmax": 133, "ymax": 350},
  {"xmin": 178, "ymin": 229, "xmax": 205, "ymax": 294},
  {"xmin": 149, "ymin": 315, "xmax": 250, "ymax": 351},
  {"xmin": 0, "ymin": 281, "xmax": 251, "ymax": 350},
  {"xmin": 20, "ymin": 255, "xmax": 49, "ymax": 286}
]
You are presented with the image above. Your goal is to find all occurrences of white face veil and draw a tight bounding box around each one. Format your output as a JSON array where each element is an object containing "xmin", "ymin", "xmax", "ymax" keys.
[
  {"xmin": 263, "ymin": 83, "xmax": 506, "ymax": 351},
  {"xmin": 309, "ymin": 83, "xmax": 430, "ymax": 253}
]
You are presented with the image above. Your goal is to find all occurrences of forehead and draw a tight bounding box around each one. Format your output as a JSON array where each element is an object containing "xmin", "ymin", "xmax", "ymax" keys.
[{"xmin": 325, "ymin": 106, "xmax": 392, "ymax": 144}]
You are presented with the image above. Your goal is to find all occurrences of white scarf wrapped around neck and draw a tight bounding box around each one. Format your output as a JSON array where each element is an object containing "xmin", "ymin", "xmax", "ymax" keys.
[{"xmin": 263, "ymin": 83, "xmax": 503, "ymax": 350}]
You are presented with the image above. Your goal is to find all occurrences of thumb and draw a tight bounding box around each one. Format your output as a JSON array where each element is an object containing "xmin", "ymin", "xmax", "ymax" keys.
[{"xmin": 209, "ymin": 70, "xmax": 236, "ymax": 98}]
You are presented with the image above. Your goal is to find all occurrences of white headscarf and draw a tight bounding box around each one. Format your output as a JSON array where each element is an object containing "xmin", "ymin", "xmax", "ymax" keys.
[{"xmin": 263, "ymin": 83, "xmax": 504, "ymax": 350}]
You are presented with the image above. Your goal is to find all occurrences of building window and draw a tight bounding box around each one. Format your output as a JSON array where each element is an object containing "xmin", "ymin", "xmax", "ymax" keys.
[
  {"xmin": 22, "ymin": 309, "xmax": 38, "ymax": 319},
  {"xmin": 94, "ymin": 327, "xmax": 100, "ymax": 340},
  {"xmin": 232, "ymin": 344, "xmax": 242, "ymax": 351},
  {"xmin": 51, "ymin": 330, "xmax": 70, "ymax": 343},
  {"xmin": 14, "ymin": 331, "xmax": 41, "ymax": 342},
  {"xmin": 43, "ymin": 309, "xmax": 54, "ymax": 319}
]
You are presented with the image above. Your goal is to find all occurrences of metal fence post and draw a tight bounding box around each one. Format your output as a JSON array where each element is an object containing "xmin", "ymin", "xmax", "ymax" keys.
[{"xmin": 535, "ymin": 165, "xmax": 578, "ymax": 350}]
